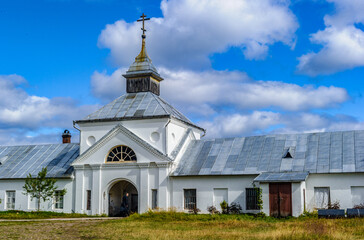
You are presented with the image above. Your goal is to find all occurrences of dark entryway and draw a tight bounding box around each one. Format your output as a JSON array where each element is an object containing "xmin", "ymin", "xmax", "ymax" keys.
[
  {"xmin": 269, "ymin": 183, "xmax": 292, "ymax": 217},
  {"xmin": 108, "ymin": 180, "xmax": 138, "ymax": 216}
]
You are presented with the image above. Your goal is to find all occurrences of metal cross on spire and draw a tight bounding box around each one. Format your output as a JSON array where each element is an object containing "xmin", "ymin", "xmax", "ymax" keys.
[{"xmin": 137, "ymin": 13, "xmax": 150, "ymax": 38}]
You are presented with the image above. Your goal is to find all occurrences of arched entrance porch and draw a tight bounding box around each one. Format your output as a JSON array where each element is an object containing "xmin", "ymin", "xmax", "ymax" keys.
[{"xmin": 108, "ymin": 180, "xmax": 138, "ymax": 216}]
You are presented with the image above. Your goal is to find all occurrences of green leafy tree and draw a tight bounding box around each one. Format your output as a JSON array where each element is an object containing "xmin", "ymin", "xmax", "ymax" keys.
[{"xmin": 23, "ymin": 167, "xmax": 66, "ymax": 211}]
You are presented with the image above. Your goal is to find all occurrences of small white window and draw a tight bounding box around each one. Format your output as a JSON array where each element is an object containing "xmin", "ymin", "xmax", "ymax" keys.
[
  {"xmin": 351, "ymin": 186, "xmax": 364, "ymax": 207},
  {"xmin": 54, "ymin": 191, "xmax": 64, "ymax": 210},
  {"xmin": 6, "ymin": 191, "xmax": 15, "ymax": 210},
  {"xmin": 314, "ymin": 187, "xmax": 330, "ymax": 209}
]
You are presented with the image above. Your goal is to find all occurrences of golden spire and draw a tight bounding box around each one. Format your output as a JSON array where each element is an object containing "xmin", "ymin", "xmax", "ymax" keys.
[
  {"xmin": 127, "ymin": 13, "xmax": 158, "ymax": 73},
  {"xmin": 135, "ymin": 13, "xmax": 151, "ymax": 63}
]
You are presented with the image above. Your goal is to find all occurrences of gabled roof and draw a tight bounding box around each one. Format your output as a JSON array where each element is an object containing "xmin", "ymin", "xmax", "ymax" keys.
[
  {"xmin": 75, "ymin": 92, "xmax": 203, "ymax": 130},
  {"xmin": 72, "ymin": 123, "xmax": 171, "ymax": 165},
  {"xmin": 172, "ymin": 130, "xmax": 364, "ymax": 176},
  {"xmin": 0, "ymin": 143, "xmax": 79, "ymax": 179}
]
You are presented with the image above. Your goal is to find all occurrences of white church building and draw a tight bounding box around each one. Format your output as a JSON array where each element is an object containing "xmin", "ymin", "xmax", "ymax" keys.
[{"xmin": 1, "ymin": 20, "xmax": 364, "ymax": 217}]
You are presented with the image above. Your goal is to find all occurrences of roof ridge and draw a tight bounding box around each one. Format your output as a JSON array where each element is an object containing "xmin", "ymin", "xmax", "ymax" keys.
[{"xmin": 150, "ymin": 92, "xmax": 170, "ymax": 116}]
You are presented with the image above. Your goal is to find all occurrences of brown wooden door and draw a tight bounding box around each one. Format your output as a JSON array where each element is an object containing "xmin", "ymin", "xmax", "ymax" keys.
[{"xmin": 269, "ymin": 183, "xmax": 292, "ymax": 217}]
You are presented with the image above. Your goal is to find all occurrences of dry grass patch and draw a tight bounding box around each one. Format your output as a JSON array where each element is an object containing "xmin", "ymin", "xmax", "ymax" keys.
[{"xmin": 0, "ymin": 212, "xmax": 363, "ymax": 239}]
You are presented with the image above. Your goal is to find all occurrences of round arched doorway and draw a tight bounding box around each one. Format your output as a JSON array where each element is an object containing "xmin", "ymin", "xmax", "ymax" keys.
[{"xmin": 108, "ymin": 180, "xmax": 138, "ymax": 216}]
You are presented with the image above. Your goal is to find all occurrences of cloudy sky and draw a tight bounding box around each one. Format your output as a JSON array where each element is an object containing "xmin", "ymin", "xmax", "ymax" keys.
[{"xmin": 1, "ymin": 0, "xmax": 364, "ymax": 145}]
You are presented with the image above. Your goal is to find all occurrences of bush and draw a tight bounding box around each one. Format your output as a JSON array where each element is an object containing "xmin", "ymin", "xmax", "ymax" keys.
[
  {"xmin": 229, "ymin": 202, "xmax": 242, "ymax": 214},
  {"xmin": 354, "ymin": 203, "xmax": 364, "ymax": 209},
  {"xmin": 188, "ymin": 206, "xmax": 201, "ymax": 214},
  {"xmin": 220, "ymin": 200, "xmax": 229, "ymax": 214},
  {"xmin": 327, "ymin": 200, "xmax": 340, "ymax": 209},
  {"xmin": 207, "ymin": 206, "xmax": 220, "ymax": 214}
]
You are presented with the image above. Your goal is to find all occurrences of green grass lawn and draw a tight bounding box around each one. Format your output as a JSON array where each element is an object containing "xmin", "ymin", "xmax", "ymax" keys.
[
  {"xmin": 0, "ymin": 210, "xmax": 103, "ymax": 219},
  {"xmin": 0, "ymin": 211, "xmax": 363, "ymax": 239}
]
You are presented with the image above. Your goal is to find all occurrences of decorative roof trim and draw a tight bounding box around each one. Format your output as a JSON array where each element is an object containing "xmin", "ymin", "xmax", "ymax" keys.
[
  {"xmin": 169, "ymin": 128, "xmax": 194, "ymax": 161},
  {"xmin": 72, "ymin": 123, "xmax": 171, "ymax": 166},
  {"xmin": 74, "ymin": 115, "xmax": 205, "ymax": 132}
]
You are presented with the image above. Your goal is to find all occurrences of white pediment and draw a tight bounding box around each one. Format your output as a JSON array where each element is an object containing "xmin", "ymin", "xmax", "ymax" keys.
[{"xmin": 72, "ymin": 123, "xmax": 171, "ymax": 166}]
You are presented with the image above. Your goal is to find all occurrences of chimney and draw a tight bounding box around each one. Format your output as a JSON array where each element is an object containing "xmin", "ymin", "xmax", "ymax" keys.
[{"xmin": 62, "ymin": 129, "xmax": 71, "ymax": 144}]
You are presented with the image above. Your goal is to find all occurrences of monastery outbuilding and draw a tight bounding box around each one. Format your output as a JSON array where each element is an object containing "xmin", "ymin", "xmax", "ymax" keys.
[{"xmin": 0, "ymin": 15, "xmax": 364, "ymax": 217}]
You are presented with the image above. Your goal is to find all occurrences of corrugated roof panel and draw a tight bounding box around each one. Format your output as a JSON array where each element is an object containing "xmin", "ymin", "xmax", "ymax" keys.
[
  {"xmin": 174, "ymin": 130, "xmax": 364, "ymax": 176},
  {"xmin": 189, "ymin": 140, "xmax": 213, "ymax": 175},
  {"xmin": 355, "ymin": 131, "xmax": 364, "ymax": 171},
  {"xmin": 330, "ymin": 132, "xmax": 343, "ymax": 172},
  {"xmin": 257, "ymin": 137, "xmax": 274, "ymax": 172},
  {"xmin": 254, "ymin": 172, "xmax": 309, "ymax": 182},
  {"xmin": 234, "ymin": 137, "xmax": 254, "ymax": 173},
  {"xmin": 316, "ymin": 132, "xmax": 330, "ymax": 173},
  {"xmin": 246, "ymin": 136, "xmax": 265, "ymax": 170},
  {"xmin": 210, "ymin": 139, "xmax": 234, "ymax": 174},
  {"xmin": 0, "ymin": 144, "xmax": 79, "ymax": 179},
  {"xmin": 268, "ymin": 140, "xmax": 285, "ymax": 172}
]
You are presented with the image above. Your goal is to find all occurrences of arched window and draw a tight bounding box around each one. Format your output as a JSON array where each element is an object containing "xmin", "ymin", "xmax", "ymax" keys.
[{"xmin": 106, "ymin": 145, "xmax": 137, "ymax": 162}]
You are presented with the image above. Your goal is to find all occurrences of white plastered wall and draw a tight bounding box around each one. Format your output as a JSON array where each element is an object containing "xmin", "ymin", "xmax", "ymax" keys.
[
  {"xmin": 305, "ymin": 173, "xmax": 364, "ymax": 211},
  {"xmin": 170, "ymin": 175, "xmax": 260, "ymax": 213},
  {"xmin": 0, "ymin": 179, "xmax": 74, "ymax": 212},
  {"xmin": 78, "ymin": 119, "xmax": 169, "ymax": 155}
]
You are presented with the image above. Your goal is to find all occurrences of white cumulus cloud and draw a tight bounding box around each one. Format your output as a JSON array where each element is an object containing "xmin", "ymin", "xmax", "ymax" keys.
[
  {"xmin": 0, "ymin": 74, "xmax": 98, "ymax": 144},
  {"xmin": 297, "ymin": 0, "xmax": 364, "ymax": 76},
  {"xmin": 98, "ymin": 0, "xmax": 298, "ymax": 69},
  {"xmin": 91, "ymin": 67, "xmax": 348, "ymax": 114}
]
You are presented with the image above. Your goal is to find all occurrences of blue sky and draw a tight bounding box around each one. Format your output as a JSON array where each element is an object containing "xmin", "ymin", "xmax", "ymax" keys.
[{"xmin": 1, "ymin": 0, "xmax": 364, "ymax": 145}]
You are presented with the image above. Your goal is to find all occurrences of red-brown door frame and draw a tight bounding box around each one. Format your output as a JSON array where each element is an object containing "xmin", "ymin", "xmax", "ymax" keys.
[{"xmin": 269, "ymin": 183, "xmax": 292, "ymax": 217}]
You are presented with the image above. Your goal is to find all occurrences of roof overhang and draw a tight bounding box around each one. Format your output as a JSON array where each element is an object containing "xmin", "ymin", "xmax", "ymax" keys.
[{"xmin": 254, "ymin": 172, "xmax": 309, "ymax": 183}]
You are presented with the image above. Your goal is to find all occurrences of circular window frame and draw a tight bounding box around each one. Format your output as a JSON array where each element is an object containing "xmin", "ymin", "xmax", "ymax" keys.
[{"xmin": 105, "ymin": 145, "xmax": 137, "ymax": 163}]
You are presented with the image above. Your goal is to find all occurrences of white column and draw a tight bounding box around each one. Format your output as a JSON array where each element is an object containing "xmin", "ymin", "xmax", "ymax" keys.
[
  {"xmin": 91, "ymin": 164, "xmax": 102, "ymax": 215},
  {"xmin": 157, "ymin": 163, "xmax": 169, "ymax": 210},
  {"xmin": 139, "ymin": 163, "xmax": 150, "ymax": 213},
  {"xmin": 74, "ymin": 166, "xmax": 84, "ymax": 213},
  {"xmin": 260, "ymin": 183, "xmax": 270, "ymax": 216}
]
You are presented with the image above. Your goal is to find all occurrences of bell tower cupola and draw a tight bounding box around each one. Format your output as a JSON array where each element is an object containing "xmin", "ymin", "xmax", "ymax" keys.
[{"xmin": 122, "ymin": 13, "xmax": 164, "ymax": 96}]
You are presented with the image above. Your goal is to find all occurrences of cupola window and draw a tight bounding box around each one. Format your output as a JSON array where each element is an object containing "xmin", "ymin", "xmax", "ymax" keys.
[{"xmin": 106, "ymin": 145, "xmax": 137, "ymax": 162}]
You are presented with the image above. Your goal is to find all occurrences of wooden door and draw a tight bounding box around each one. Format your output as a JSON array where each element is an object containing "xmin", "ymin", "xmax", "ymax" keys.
[{"xmin": 269, "ymin": 183, "xmax": 292, "ymax": 217}]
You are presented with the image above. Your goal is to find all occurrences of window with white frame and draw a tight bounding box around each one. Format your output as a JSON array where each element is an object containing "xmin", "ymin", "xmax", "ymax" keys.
[
  {"xmin": 152, "ymin": 189, "xmax": 158, "ymax": 209},
  {"xmin": 6, "ymin": 191, "xmax": 15, "ymax": 210},
  {"xmin": 54, "ymin": 191, "xmax": 64, "ymax": 209},
  {"xmin": 314, "ymin": 187, "xmax": 330, "ymax": 209},
  {"xmin": 351, "ymin": 186, "xmax": 364, "ymax": 207},
  {"xmin": 184, "ymin": 189, "xmax": 196, "ymax": 210}
]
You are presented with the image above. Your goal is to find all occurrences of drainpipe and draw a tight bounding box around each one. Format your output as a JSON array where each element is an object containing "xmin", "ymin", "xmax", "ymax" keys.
[
  {"xmin": 73, "ymin": 121, "xmax": 81, "ymax": 145},
  {"xmin": 164, "ymin": 119, "xmax": 171, "ymax": 154}
]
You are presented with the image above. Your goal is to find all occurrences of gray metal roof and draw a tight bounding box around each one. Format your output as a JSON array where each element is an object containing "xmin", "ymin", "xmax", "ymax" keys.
[
  {"xmin": 77, "ymin": 92, "xmax": 198, "ymax": 128},
  {"xmin": 0, "ymin": 143, "xmax": 79, "ymax": 179},
  {"xmin": 254, "ymin": 172, "xmax": 309, "ymax": 182},
  {"xmin": 173, "ymin": 130, "xmax": 364, "ymax": 176}
]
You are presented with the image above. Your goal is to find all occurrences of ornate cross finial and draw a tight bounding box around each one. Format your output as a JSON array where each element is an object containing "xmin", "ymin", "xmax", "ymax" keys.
[{"xmin": 137, "ymin": 13, "xmax": 150, "ymax": 38}]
